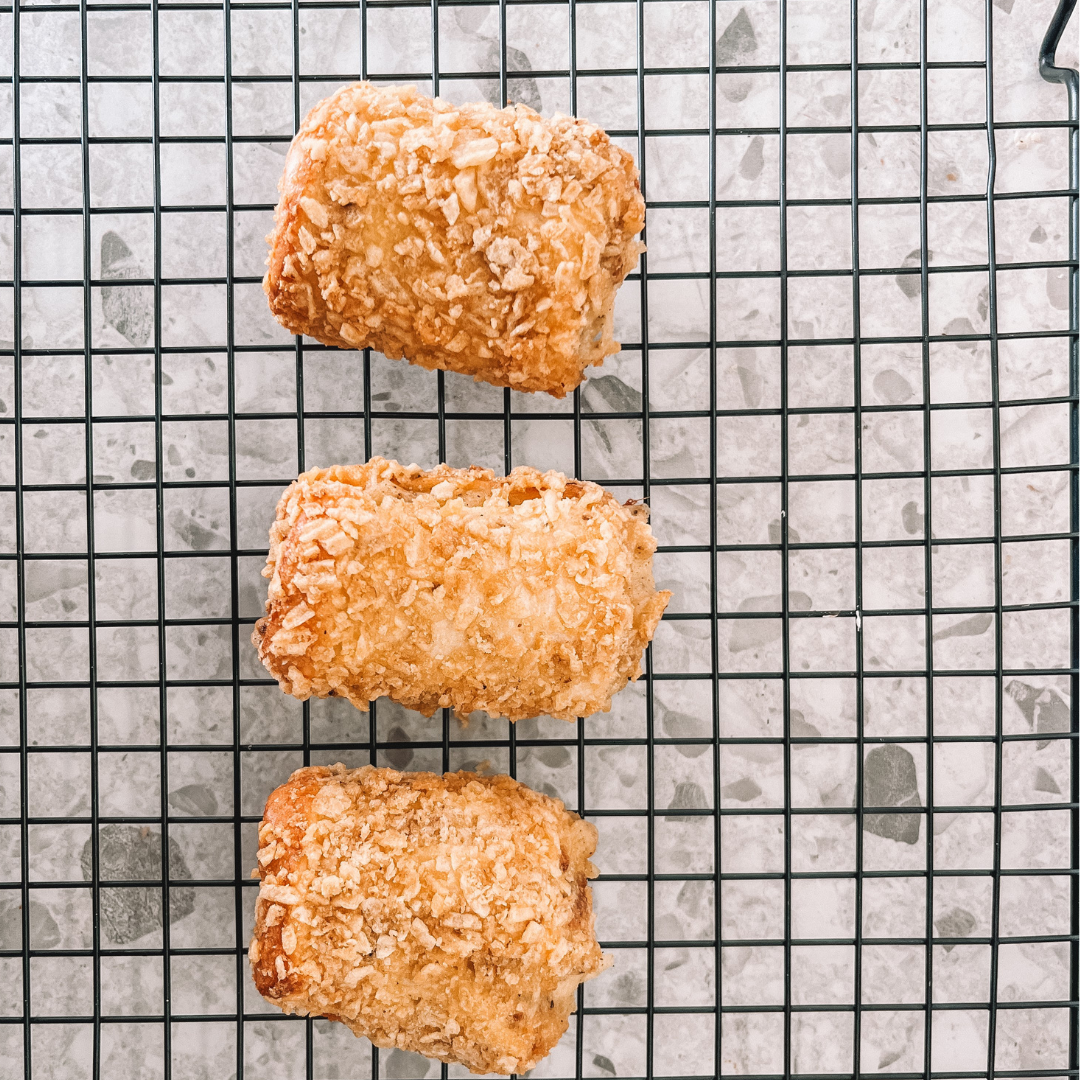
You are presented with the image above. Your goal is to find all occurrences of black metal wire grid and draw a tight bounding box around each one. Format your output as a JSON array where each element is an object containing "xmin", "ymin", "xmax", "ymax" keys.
[{"xmin": 0, "ymin": 0, "xmax": 1077, "ymax": 1077}]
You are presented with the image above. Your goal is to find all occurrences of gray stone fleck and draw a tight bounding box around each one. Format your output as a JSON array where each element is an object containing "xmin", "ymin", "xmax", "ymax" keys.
[
  {"xmin": 933, "ymin": 612, "xmax": 993, "ymax": 641},
  {"xmin": 504, "ymin": 49, "xmax": 541, "ymax": 113},
  {"xmin": 458, "ymin": 32, "xmax": 541, "ymax": 113},
  {"xmin": 605, "ymin": 969, "xmax": 646, "ymax": 1007},
  {"xmin": 736, "ymin": 363, "xmax": 762, "ymax": 407},
  {"xmin": 581, "ymin": 374, "xmax": 642, "ymax": 414},
  {"xmin": 660, "ymin": 705, "xmax": 700, "ymax": 739},
  {"xmin": 667, "ymin": 780, "xmax": 710, "ymax": 820},
  {"xmin": 722, "ymin": 947, "xmax": 752, "ymax": 977},
  {"xmin": 168, "ymin": 508, "xmax": 228, "ymax": 551},
  {"xmin": 1047, "ymin": 267, "xmax": 1069, "ymax": 310},
  {"xmin": 768, "ymin": 520, "xmax": 801, "ymax": 544},
  {"xmin": 384, "ymin": 725, "xmax": 414, "ymax": 771},
  {"xmin": 789, "ymin": 710, "xmax": 822, "ymax": 738},
  {"xmin": 675, "ymin": 879, "xmax": 712, "ymax": 925},
  {"xmin": 864, "ymin": 744, "xmax": 921, "ymax": 845},
  {"xmin": 722, "ymin": 76, "xmax": 753, "ymax": 104},
  {"xmin": 30, "ymin": 898, "xmax": 60, "ymax": 949},
  {"xmin": 82, "ymin": 825, "xmax": 195, "ymax": 944},
  {"xmin": 822, "ymin": 139, "xmax": 852, "ymax": 179},
  {"xmin": 739, "ymin": 135, "xmax": 764, "ymax": 180},
  {"xmin": 1002, "ymin": 682, "xmax": 1071, "ymax": 751},
  {"xmin": 25, "ymin": 562, "xmax": 85, "ymax": 608},
  {"xmin": 729, "ymin": 591, "xmax": 810, "ymax": 652},
  {"xmin": 873, "ymin": 369, "xmax": 914, "ymax": 405},
  {"xmin": 0, "ymin": 894, "xmax": 59, "ymax": 949},
  {"xmin": 533, "ymin": 745, "xmax": 571, "ymax": 769},
  {"xmin": 453, "ymin": 6, "xmax": 486, "ymax": 32},
  {"xmin": 935, "ymin": 905, "xmax": 976, "ymax": 952},
  {"xmin": 901, "ymin": 500, "xmax": 924, "ymax": 535},
  {"xmin": 382, "ymin": 1048, "xmax": 431, "ymax": 1079},
  {"xmin": 942, "ymin": 317, "xmax": 979, "ymax": 352},
  {"xmin": 716, "ymin": 7, "xmax": 757, "ymax": 64},
  {"xmin": 168, "ymin": 784, "xmax": 218, "ymax": 817},
  {"xmin": 1002, "ymin": 682, "xmax": 1045, "ymax": 725},
  {"xmin": 101, "ymin": 231, "xmax": 153, "ymax": 346},
  {"xmin": 896, "ymin": 249, "xmax": 927, "ymax": 299},
  {"xmin": 1033, "ymin": 766, "xmax": 1061, "ymax": 795},
  {"xmin": 720, "ymin": 777, "xmax": 761, "ymax": 803}
]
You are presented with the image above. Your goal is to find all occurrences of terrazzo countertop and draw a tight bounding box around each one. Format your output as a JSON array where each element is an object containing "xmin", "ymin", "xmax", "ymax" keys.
[{"xmin": 0, "ymin": 0, "xmax": 1076, "ymax": 1076}]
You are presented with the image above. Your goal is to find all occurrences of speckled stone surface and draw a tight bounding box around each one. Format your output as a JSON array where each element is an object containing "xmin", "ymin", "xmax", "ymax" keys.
[{"xmin": 0, "ymin": 0, "xmax": 1075, "ymax": 1077}]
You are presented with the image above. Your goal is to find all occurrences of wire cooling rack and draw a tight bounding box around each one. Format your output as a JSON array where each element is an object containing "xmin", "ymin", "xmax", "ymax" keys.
[{"xmin": 0, "ymin": 0, "xmax": 1077, "ymax": 1077}]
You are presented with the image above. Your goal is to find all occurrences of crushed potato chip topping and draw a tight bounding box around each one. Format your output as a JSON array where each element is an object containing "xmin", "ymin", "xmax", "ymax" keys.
[
  {"xmin": 264, "ymin": 82, "xmax": 645, "ymax": 397},
  {"xmin": 250, "ymin": 765, "xmax": 609, "ymax": 1075},
  {"xmin": 254, "ymin": 457, "xmax": 670, "ymax": 721}
]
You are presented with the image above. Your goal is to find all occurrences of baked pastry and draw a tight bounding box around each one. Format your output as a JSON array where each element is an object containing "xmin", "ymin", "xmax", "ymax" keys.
[
  {"xmin": 249, "ymin": 764, "xmax": 608, "ymax": 1074},
  {"xmin": 253, "ymin": 457, "xmax": 670, "ymax": 721},
  {"xmin": 264, "ymin": 81, "xmax": 645, "ymax": 397}
]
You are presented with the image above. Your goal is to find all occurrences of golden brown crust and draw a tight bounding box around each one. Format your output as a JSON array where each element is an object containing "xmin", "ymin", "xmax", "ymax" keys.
[
  {"xmin": 253, "ymin": 457, "xmax": 670, "ymax": 722},
  {"xmin": 250, "ymin": 765, "xmax": 609, "ymax": 1075},
  {"xmin": 264, "ymin": 81, "xmax": 645, "ymax": 397}
]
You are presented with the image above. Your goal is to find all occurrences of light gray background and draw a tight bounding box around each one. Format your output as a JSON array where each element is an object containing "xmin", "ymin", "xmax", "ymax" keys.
[{"xmin": 0, "ymin": 0, "xmax": 1076, "ymax": 1077}]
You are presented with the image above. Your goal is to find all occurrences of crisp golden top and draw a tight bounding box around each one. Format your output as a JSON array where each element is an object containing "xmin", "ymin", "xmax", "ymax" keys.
[
  {"xmin": 250, "ymin": 765, "xmax": 608, "ymax": 1074},
  {"xmin": 254, "ymin": 457, "xmax": 670, "ymax": 721},
  {"xmin": 264, "ymin": 81, "xmax": 645, "ymax": 396}
]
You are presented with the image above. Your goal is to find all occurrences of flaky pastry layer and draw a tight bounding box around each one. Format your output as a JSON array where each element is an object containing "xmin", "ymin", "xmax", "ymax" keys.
[
  {"xmin": 253, "ymin": 457, "xmax": 670, "ymax": 722},
  {"xmin": 250, "ymin": 765, "xmax": 608, "ymax": 1075},
  {"xmin": 264, "ymin": 81, "xmax": 645, "ymax": 397}
]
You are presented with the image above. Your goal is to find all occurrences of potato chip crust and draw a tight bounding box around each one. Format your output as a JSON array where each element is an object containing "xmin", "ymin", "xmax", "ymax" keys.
[
  {"xmin": 253, "ymin": 457, "xmax": 670, "ymax": 721},
  {"xmin": 264, "ymin": 81, "xmax": 645, "ymax": 397},
  {"xmin": 250, "ymin": 765, "xmax": 609, "ymax": 1075}
]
